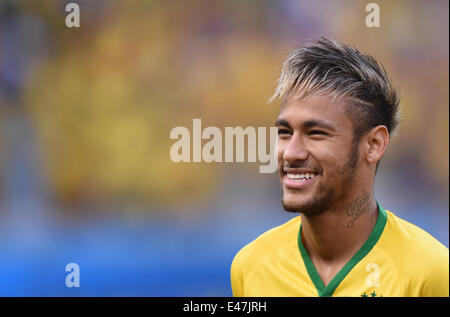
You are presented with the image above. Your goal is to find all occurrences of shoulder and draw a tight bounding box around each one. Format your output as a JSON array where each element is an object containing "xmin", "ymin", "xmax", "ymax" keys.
[
  {"xmin": 233, "ymin": 215, "xmax": 301, "ymax": 266},
  {"xmin": 230, "ymin": 216, "xmax": 301, "ymax": 295},
  {"xmin": 383, "ymin": 210, "xmax": 448, "ymax": 261},
  {"xmin": 381, "ymin": 210, "xmax": 449, "ymax": 296}
]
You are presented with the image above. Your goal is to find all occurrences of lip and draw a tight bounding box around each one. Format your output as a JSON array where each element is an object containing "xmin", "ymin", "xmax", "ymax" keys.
[
  {"xmin": 284, "ymin": 174, "xmax": 318, "ymax": 189},
  {"xmin": 283, "ymin": 168, "xmax": 317, "ymax": 174}
]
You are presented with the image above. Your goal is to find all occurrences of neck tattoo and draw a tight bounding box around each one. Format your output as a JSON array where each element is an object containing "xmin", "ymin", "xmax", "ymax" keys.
[{"xmin": 345, "ymin": 190, "xmax": 371, "ymax": 228}]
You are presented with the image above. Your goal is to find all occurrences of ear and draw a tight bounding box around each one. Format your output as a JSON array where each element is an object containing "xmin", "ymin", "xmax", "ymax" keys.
[{"xmin": 364, "ymin": 125, "xmax": 389, "ymax": 164}]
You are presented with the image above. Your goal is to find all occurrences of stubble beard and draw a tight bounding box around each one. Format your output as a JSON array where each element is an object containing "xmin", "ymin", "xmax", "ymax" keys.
[{"xmin": 281, "ymin": 140, "xmax": 360, "ymax": 216}]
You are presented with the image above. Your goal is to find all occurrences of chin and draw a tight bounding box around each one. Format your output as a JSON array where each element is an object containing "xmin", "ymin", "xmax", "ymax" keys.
[
  {"xmin": 281, "ymin": 201, "xmax": 303, "ymax": 213},
  {"xmin": 281, "ymin": 194, "xmax": 311, "ymax": 213},
  {"xmin": 281, "ymin": 189, "xmax": 334, "ymax": 215}
]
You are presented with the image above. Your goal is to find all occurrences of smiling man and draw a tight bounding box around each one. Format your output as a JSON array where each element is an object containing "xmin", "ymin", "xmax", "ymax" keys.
[{"xmin": 230, "ymin": 38, "xmax": 449, "ymax": 297}]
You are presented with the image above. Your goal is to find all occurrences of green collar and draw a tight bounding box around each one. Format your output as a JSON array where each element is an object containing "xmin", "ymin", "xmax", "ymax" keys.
[{"xmin": 297, "ymin": 202, "xmax": 388, "ymax": 297}]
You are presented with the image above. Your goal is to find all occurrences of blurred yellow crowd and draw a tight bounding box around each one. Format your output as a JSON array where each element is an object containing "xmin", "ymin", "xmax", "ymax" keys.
[{"xmin": 0, "ymin": 0, "xmax": 448, "ymax": 212}]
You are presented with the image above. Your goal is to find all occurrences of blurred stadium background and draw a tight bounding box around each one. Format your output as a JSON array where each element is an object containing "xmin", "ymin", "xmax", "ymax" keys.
[{"xmin": 0, "ymin": 0, "xmax": 448, "ymax": 296}]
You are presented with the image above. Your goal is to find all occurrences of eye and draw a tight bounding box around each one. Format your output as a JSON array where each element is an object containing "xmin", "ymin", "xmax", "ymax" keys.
[
  {"xmin": 309, "ymin": 130, "xmax": 328, "ymax": 135},
  {"xmin": 278, "ymin": 129, "xmax": 291, "ymax": 135}
]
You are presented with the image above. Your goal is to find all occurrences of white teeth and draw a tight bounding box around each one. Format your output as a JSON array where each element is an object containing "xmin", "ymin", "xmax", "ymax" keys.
[{"xmin": 287, "ymin": 173, "xmax": 316, "ymax": 180}]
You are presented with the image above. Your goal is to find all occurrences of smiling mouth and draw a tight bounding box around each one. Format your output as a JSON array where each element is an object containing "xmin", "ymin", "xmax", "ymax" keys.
[
  {"xmin": 283, "ymin": 172, "xmax": 318, "ymax": 189},
  {"xmin": 286, "ymin": 173, "xmax": 317, "ymax": 181}
]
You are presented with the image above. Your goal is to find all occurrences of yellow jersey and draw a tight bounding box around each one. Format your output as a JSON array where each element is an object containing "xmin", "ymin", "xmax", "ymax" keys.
[{"xmin": 230, "ymin": 204, "xmax": 449, "ymax": 297}]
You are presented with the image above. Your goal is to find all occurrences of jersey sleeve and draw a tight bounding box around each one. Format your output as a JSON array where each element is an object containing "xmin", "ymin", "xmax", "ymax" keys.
[
  {"xmin": 230, "ymin": 252, "xmax": 245, "ymax": 297},
  {"xmin": 418, "ymin": 249, "xmax": 449, "ymax": 297}
]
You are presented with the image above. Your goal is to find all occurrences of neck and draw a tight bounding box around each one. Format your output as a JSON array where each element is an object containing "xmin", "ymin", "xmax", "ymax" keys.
[{"xmin": 300, "ymin": 189, "xmax": 379, "ymax": 264}]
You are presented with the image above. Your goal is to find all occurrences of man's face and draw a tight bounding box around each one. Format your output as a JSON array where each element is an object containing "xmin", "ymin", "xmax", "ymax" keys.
[{"xmin": 276, "ymin": 93, "xmax": 361, "ymax": 215}]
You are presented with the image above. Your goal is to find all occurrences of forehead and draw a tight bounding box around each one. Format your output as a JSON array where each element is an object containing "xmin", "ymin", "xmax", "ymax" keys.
[{"xmin": 278, "ymin": 93, "xmax": 353, "ymax": 130}]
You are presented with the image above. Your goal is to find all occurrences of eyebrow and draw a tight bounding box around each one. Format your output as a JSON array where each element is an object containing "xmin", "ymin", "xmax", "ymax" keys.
[
  {"xmin": 275, "ymin": 118, "xmax": 336, "ymax": 132},
  {"xmin": 275, "ymin": 118, "xmax": 291, "ymax": 128}
]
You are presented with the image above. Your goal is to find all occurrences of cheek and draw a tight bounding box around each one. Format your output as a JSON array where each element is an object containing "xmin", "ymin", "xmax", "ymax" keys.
[
  {"xmin": 277, "ymin": 140, "xmax": 286, "ymax": 161},
  {"xmin": 309, "ymin": 144, "xmax": 344, "ymax": 172},
  {"xmin": 324, "ymin": 153, "xmax": 352, "ymax": 177}
]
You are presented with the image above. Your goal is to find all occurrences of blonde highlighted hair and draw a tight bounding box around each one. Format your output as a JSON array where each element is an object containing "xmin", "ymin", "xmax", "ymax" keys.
[{"xmin": 270, "ymin": 37, "xmax": 401, "ymax": 140}]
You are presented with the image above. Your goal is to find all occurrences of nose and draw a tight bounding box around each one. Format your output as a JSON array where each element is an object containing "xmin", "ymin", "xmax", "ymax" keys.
[{"xmin": 282, "ymin": 132, "xmax": 309, "ymax": 162}]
